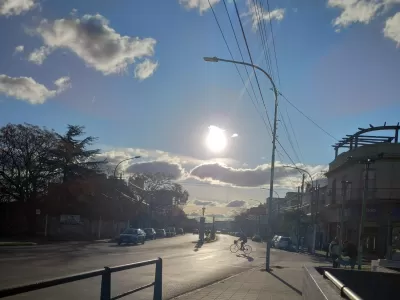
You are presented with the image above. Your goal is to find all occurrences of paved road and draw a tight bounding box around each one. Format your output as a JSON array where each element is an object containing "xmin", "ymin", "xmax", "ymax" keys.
[{"xmin": 0, "ymin": 235, "xmax": 323, "ymax": 299}]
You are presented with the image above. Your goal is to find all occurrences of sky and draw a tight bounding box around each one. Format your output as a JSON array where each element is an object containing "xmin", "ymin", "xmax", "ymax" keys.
[{"xmin": 1, "ymin": 0, "xmax": 400, "ymax": 220}]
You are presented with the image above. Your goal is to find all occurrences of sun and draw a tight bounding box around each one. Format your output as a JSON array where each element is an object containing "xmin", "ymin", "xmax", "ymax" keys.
[{"xmin": 206, "ymin": 125, "xmax": 227, "ymax": 153}]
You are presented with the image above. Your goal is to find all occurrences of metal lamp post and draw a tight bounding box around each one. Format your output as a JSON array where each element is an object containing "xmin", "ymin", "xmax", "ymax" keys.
[
  {"xmin": 113, "ymin": 156, "xmax": 141, "ymax": 178},
  {"xmin": 203, "ymin": 56, "xmax": 279, "ymax": 271}
]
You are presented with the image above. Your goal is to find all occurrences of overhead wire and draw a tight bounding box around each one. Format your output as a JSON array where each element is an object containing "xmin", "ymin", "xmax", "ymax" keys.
[
  {"xmin": 208, "ymin": 0, "xmax": 272, "ymax": 139},
  {"xmin": 264, "ymin": 0, "xmax": 281, "ymax": 86},
  {"xmin": 279, "ymin": 92, "xmax": 338, "ymax": 141},
  {"xmin": 233, "ymin": 0, "xmax": 273, "ymax": 131}
]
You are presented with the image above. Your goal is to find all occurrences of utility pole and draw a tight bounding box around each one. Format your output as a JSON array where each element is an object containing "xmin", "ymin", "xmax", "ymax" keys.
[
  {"xmin": 357, "ymin": 159, "xmax": 372, "ymax": 270},
  {"xmin": 311, "ymin": 184, "xmax": 318, "ymax": 254},
  {"xmin": 300, "ymin": 173, "xmax": 305, "ymax": 208},
  {"xmin": 297, "ymin": 186, "xmax": 301, "ymax": 250},
  {"xmin": 340, "ymin": 181, "xmax": 350, "ymax": 251}
]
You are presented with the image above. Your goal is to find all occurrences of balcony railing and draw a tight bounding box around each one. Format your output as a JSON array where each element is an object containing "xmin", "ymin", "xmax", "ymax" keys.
[{"xmin": 325, "ymin": 188, "xmax": 400, "ymax": 205}]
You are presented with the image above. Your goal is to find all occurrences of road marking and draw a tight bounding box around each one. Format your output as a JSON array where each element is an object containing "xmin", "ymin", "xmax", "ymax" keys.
[{"xmin": 197, "ymin": 255, "xmax": 215, "ymax": 261}]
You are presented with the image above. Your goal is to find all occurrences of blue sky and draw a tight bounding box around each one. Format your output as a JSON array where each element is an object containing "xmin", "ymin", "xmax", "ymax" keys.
[{"xmin": 1, "ymin": 0, "xmax": 400, "ymax": 219}]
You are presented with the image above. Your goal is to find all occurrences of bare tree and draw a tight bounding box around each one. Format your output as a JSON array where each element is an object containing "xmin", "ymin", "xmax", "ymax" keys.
[{"xmin": 0, "ymin": 124, "xmax": 58, "ymax": 234}]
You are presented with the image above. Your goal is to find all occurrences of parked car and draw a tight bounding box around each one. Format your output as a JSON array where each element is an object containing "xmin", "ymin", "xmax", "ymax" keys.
[
  {"xmin": 193, "ymin": 229, "xmax": 199, "ymax": 234},
  {"xmin": 156, "ymin": 229, "xmax": 166, "ymax": 238},
  {"xmin": 252, "ymin": 234, "xmax": 262, "ymax": 242},
  {"xmin": 118, "ymin": 228, "xmax": 146, "ymax": 245},
  {"xmin": 144, "ymin": 228, "xmax": 157, "ymax": 240},
  {"xmin": 275, "ymin": 236, "xmax": 292, "ymax": 249},
  {"xmin": 271, "ymin": 235, "xmax": 280, "ymax": 248},
  {"xmin": 177, "ymin": 228, "xmax": 184, "ymax": 235},
  {"xmin": 167, "ymin": 227, "xmax": 176, "ymax": 237}
]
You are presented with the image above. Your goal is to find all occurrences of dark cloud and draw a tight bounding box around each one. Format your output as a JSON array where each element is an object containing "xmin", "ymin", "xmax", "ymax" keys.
[
  {"xmin": 226, "ymin": 200, "xmax": 247, "ymax": 207},
  {"xmin": 125, "ymin": 161, "xmax": 184, "ymax": 180},
  {"xmin": 190, "ymin": 163, "xmax": 299, "ymax": 187},
  {"xmin": 193, "ymin": 200, "xmax": 216, "ymax": 206}
]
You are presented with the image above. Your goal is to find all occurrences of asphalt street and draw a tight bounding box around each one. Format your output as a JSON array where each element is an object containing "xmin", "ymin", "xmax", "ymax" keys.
[{"xmin": 0, "ymin": 235, "xmax": 323, "ymax": 299}]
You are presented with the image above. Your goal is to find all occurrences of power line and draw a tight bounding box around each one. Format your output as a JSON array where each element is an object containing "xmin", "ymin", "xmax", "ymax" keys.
[
  {"xmin": 279, "ymin": 92, "xmax": 338, "ymax": 141},
  {"xmin": 208, "ymin": 0, "xmax": 272, "ymax": 139},
  {"xmin": 233, "ymin": 0, "xmax": 273, "ymax": 131},
  {"xmin": 252, "ymin": 0, "xmax": 274, "ymax": 78},
  {"xmin": 278, "ymin": 109, "xmax": 302, "ymax": 163},
  {"xmin": 221, "ymin": 0, "xmax": 259, "ymax": 105},
  {"xmin": 284, "ymin": 102, "xmax": 305, "ymax": 162},
  {"xmin": 264, "ymin": 0, "xmax": 281, "ymax": 86}
]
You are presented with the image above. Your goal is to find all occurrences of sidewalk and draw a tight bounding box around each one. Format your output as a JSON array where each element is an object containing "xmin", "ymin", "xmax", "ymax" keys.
[{"xmin": 173, "ymin": 265, "xmax": 305, "ymax": 300}]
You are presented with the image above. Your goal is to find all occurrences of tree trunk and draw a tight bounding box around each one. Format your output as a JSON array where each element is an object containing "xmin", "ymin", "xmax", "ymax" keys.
[{"xmin": 25, "ymin": 196, "xmax": 38, "ymax": 236}]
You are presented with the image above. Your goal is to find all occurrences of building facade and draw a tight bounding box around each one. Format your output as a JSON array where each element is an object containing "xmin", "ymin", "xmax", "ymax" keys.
[{"xmin": 323, "ymin": 125, "xmax": 400, "ymax": 258}]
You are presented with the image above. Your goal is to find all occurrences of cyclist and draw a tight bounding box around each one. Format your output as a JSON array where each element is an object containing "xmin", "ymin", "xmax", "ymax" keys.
[{"xmin": 238, "ymin": 231, "xmax": 248, "ymax": 251}]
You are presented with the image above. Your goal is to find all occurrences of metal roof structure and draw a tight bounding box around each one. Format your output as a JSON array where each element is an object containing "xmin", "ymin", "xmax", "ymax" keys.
[{"xmin": 333, "ymin": 123, "xmax": 400, "ymax": 158}]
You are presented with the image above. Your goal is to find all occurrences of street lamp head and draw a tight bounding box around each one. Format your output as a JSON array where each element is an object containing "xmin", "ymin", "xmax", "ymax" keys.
[{"xmin": 203, "ymin": 56, "xmax": 219, "ymax": 62}]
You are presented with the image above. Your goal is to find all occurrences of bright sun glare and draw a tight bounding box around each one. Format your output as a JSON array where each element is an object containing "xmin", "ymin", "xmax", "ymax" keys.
[{"xmin": 206, "ymin": 125, "xmax": 227, "ymax": 153}]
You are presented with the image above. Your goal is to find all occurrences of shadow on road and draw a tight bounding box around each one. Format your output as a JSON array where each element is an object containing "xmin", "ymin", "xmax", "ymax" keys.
[
  {"xmin": 236, "ymin": 253, "xmax": 254, "ymax": 262},
  {"xmin": 109, "ymin": 243, "xmax": 139, "ymax": 247},
  {"xmin": 260, "ymin": 268, "xmax": 302, "ymax": 295},
  {"xmin": 193, "ymin": 240, "xmax": 203, "ymax": 252}
]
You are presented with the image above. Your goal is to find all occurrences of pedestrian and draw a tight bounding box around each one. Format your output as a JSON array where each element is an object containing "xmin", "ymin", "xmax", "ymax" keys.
[
  {"xmin": 329, "ymin": 237, "xmax": 340, "ymax": 268},
  {"xmin": 342, "ymin": 240, "xmax": 357, "ymax": 269}
]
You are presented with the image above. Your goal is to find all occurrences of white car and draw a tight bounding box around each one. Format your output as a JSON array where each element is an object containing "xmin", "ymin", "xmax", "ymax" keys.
[{"xmin": 274, "ymin": 236, "xmax": 291, "ymax": 249}]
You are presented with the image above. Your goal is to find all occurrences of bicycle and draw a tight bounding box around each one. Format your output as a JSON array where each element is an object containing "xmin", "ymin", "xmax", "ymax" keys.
[{"xmin": 230, "ymin": 240, "xmax": 252, "ymax": 255}]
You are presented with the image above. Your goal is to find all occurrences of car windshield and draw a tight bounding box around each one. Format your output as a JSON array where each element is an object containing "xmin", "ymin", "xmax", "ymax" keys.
[
  {"xmin": 280, "ymin": 237, "xmax": 290, "ymax": 242},
  {"xmin": 122, "ymin": 228, "xmax": 137, "ymax": 235}
]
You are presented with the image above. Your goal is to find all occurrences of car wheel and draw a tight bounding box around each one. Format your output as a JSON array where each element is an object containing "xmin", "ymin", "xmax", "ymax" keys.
[
  {"xmin": 118, "ymin": 240, "xmax": 121, "ymax": 246},
  {"xmin": 142, "ymin": 237, "xmax": 145, "ymax": 244}
]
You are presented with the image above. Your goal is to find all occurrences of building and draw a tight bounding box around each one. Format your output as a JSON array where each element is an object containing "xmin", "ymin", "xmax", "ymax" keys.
[{"xmin": 323, "ymin": 124, "xmax": 400, "ymax": 258}]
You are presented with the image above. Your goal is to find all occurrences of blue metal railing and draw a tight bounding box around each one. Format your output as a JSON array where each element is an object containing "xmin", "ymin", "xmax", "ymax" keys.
[{"xmin": 0, "ymin": 257, "xmax": 162, "ymax": 300}]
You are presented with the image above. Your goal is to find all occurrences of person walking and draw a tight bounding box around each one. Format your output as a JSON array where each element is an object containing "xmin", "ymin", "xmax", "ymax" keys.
[
  {"xmin": 342, "ymin": 240, "xmax": 357, "ymax": 269},
  {"xmin": 329, "ymin": 237, "xmax": 340, "ymax": 268}
]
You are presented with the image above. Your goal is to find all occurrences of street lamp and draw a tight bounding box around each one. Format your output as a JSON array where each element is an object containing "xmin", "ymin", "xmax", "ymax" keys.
[
  {"xmin": 282, "ymin": 165, "xmax": 314, "ymax": 188},
  {"xmin": 113, "ymin": 156, "xmax": 141, "ymax": 178},
  {"xmin": 204, "ymin": 56, "xmax": 279, "ymax": 271}
]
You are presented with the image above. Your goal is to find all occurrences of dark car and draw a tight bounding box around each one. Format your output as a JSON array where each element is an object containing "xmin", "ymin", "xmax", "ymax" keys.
[
  {"xmin": 193, "ymin": 229, "xmax": 199, "ymax": 235},
  {"xmin": 156, "ymin": 229, "xmax": 166, "ymax": 238},
  {"xmin": 144, "ymin": 228, "xmax": 156, "ymax": 240},
  {"xmin": 177, "ymin": 228, "xmax": 184, "ymax": 235},
  {"xmin": 118, "ymin": 228, "xmax": 146, "ymax": 245}
]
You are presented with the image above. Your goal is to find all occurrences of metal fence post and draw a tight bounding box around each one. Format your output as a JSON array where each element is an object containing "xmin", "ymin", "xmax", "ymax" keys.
[
  {"xmin": 153, "ymin": 258, "xmax": 162, "ymax": 300},
  {"xmin": 100, "ymin": 267, "xmax": 111, "ymax": 300}
]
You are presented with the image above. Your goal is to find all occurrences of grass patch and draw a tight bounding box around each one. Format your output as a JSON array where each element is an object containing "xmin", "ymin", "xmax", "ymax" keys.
[{"xmin": 0, "ymin": 241, "xmax": 37, "ymax": 247}]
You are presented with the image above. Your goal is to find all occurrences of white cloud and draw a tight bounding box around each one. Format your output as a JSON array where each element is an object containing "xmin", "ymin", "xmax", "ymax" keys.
[
  {"xmin": 179, "ymin": 0, "xmax": 220, "ymax": 14},
  {"xmin": 134, "ymin": 59, "xmax": 158, "ymax": 80},
  {"xmin": 14, "ymin": 45, "xmax": 24, "ymax": 54},
  {"xmin": 0, "ymin": 0, "xmax": 36, "ymax": 16},
  {"xmin": 328, "ymin": 0, "xmax": 383, "ymax": 28},
  {"xmin": 31, "ymin": 14, "xmax": 157, "ymax": 76},
  {"xmin": 0, "ymin": 74, "xmax": 70, "ymax": 104},
  {"xmin": 383, "ymin": 12, "xmax": 400, "ymax": 46},
  {"xmin": 28, "ymin": 46, "xmax": 52, "ymax": 65},
  {"xmin": 244, "ymin": 0, "xmax": 285, "ymax": 31}
]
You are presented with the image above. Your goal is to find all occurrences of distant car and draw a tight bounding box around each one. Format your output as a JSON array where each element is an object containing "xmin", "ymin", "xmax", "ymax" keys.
[
  {"xmin": 156, "ymin": 229, "xmax": 166, "ymax": 238},
  {"xmin": 252, "ymin": 235, "xmax": 262, "ymax": 242},
  {"xmin": 144, "ymin": 228, "xmax": 157, "ymax": 240},
  {"xmin": 275, "ymin": 236, "xmax": 291, "ymax": 249},
  {"xmin": 235, "ymin": 232, "xmax": 241, "ymax": 237},
  {"xmin": 271, "ymin": 235, "xmax": 280, "ymax": 248},
  {"xmin": 177, "ymin": 228, "xmax": 184, "ymax": 235},
  {"xmin": 166, "ymin": 228, "xmax": 176, "ymax": 237},
  {"xmin": 193, "ymin": 229, "xmax": 199, "ymax": 235},
  {"xmin": 118, "ymin": 228, "xmax": 146, "ymax": 245}
]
